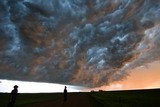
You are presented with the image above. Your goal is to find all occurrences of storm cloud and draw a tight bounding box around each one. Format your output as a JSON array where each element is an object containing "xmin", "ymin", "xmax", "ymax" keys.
[{"xmin": 0, "ymin": 0, "xmax": 160, "ymax": 87}]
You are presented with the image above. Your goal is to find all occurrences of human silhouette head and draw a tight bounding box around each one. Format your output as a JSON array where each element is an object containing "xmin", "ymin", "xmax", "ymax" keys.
[
  {"xmin": 14, "ymin": 85, "xmax": 18, "ymax": 89},
  {"xmin": 65, "ymin": 86, "xmax": 67, "ymax": 89}
]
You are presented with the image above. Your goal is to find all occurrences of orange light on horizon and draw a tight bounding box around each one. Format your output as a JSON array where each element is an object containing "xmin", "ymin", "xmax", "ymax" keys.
[{"xmin": 83, "ymin": 61, "xmax": 160, "ymax": 91}]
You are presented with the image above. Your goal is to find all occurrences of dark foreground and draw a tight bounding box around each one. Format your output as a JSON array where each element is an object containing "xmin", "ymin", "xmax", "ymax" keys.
[{"xmin": 0, "ymin": 89, "xmax": 160, "ymax": 107}]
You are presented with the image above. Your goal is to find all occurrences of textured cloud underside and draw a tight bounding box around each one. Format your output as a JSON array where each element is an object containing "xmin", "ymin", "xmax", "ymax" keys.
[{"xmin": 0, "ymin": 0, "xmax": 160, "ymax": 87}]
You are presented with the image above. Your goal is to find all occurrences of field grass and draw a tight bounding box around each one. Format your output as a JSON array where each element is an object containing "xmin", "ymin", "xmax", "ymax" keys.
[
  {"xmin": 0, "ymin": 89, "xmax": 160, "ymax": 107},
  {"xmin": 89, "ymin": 89, "xmax": 160, "ymax": 107},
  {"xmin": 0, "ymin": 93, "xmax": 62, "ymax": 107}
]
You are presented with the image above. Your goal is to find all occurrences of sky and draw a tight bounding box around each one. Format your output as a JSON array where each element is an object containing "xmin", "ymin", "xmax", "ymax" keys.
[
  {"xmin": 0, "ymin": 61, "xmax": 159, "ymax": 93},
  {"xmin": 0, "ymin": 0, "xmax": 160, "ymax": 92},
  {"xmin": 87, "ymin": 61, "xmax": 160, "ymax": 91},
  {"xmin": 0, "ymin": 79, "xmax": 82, "ymax": 93}
]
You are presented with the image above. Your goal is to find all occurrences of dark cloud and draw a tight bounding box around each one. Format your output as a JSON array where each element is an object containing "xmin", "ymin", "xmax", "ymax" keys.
[{"xmin": 0, "ymin": 0, "xmax": 160, "ymax": 87}]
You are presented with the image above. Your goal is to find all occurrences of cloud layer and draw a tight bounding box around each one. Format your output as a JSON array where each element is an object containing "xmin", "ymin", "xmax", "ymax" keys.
[{"xmin": 0, "ymin": 0, "xmax": 160, "ymax": 87}]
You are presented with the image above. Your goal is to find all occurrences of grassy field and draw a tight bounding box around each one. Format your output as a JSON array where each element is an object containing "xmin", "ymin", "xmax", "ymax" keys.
[
  {"xmin": 89, "ymin": 89, "xmax": 160, "ymax": 107},
  {"xmin": 0, "ymin": 93, "xmax": 62, "ymax": 107},
  {"xmin": 0, "ymin": 89, "xmax": 160, "ymax": 107}
]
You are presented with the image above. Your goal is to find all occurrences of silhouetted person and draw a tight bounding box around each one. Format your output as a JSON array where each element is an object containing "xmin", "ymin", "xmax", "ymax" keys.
[
  {"xmin": 8, "ymin": 85, "xmax": 18, "ymax": 107},
  {"xmin": 63, "ymin": 86, "xmax": 67, "ymax": 102}
]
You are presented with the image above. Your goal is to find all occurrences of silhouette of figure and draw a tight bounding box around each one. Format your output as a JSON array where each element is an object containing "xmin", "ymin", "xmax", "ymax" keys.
[
  {"xmin": 8, "ymin": 85, "xmax": 18, "ymax": 107},
  {"xmin": 63, "ymin": 86, "xmax": 67, "ymax": 102}
]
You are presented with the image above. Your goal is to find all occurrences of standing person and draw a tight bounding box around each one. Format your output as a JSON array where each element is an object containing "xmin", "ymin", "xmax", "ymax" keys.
[
  {"xmin": 8, "ymin": 85, "xmax": 18, "ymax": 107},
  {"xmin": 63, "ymin": 86, "xmax": 67, "ymax": 102}
]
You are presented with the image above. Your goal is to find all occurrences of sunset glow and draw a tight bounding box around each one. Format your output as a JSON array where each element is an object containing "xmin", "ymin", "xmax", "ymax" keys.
[{"xmin": 86, "ymin": 61, "xmax": 160, "ymax": 91}]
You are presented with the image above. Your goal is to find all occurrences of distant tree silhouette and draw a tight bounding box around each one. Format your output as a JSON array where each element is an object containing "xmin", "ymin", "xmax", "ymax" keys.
[
  {"xmin": 63, "ymin": 86, "xmax": 67, "ymax": 102},
  {"xmin": 8, "ymin": 85, "xmax": 18, "ymax": 107}
]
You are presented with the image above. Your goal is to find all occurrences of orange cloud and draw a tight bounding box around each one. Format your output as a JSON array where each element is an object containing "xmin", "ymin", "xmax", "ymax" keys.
[{"xmin": 84, "ymin": 61, "xmax": 160, "ymax": 91}]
